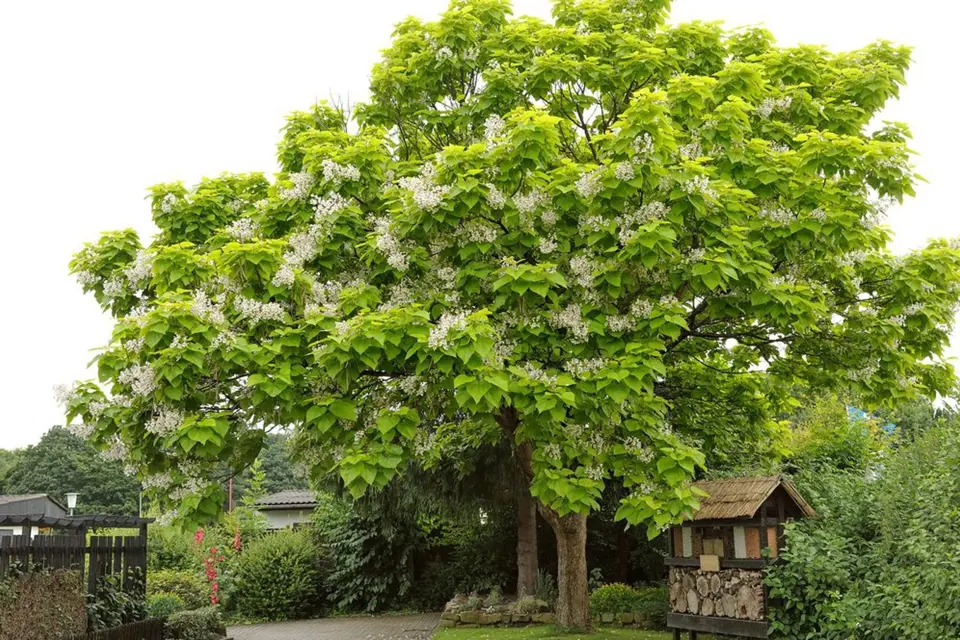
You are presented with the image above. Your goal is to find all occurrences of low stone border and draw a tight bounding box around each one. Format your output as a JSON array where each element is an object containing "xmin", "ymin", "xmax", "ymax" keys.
[{"xmin": 440, "ymin": 611, "xmax": 662, "ymax": 629}]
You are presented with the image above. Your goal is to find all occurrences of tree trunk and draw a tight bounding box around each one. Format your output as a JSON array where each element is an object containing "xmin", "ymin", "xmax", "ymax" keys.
[
  {"xmin": 539, "ymin": 505, "xmax": 590, "ymax": 630},
  {"xmin": 516, "ymin": 491, "xmax": 538, "ymax": 597}
]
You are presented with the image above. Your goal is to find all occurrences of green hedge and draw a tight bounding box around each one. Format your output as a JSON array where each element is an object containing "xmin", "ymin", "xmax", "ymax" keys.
[
  {"xmin": 163, "ymin": 606, "xmax": 221, "ymax": 640},
  {"xmin": 148, "ymin": 570, "xmax": 208, "ymax": 611}
]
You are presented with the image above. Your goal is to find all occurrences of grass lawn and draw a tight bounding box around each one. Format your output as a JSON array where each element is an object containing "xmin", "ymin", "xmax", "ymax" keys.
[{"xmin": 434, "ymin": 627, "xmax": 718, "ymax": 640}]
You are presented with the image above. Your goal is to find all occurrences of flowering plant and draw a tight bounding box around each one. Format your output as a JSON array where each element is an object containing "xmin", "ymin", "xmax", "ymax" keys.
[{"xmin": 60, "ymin": 0, "xmax": 960, "ymax": 627}]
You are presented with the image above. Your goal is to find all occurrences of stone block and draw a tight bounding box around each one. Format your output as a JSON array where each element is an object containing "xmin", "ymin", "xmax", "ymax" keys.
[
  {"xmin": 601, "ymin": 613, "xmax": 615, "ymax": 624},
  {"xmin": 438, "ymin": 618, "xmax": 458, "ymax": 628},
  {"xmin": 459, "ymin": 611, "xmax": 480, "ymax": 624},
  {"xmin": 440, "ymin": 612, "xmax": 459, "ymax": 621},
  {"xmin": 512, "ymin": 614, "xmax": 531, "ymax": 623},
  {"xmin": 532, "ymin": 613, "xmax": 556, "ymax": 624},
  {"xmin": 478, "ymin": 613, "xmax": 502, "ymax": 625},
  {"xmin": 618, "ymin": 612, "xmax": 635, "ymax": 624}
]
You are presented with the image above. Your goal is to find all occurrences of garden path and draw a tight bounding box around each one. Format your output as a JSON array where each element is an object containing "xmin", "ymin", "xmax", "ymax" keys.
[{"xmin": 228, "ymin": 613, "xmax": 440, "ymax": 640}]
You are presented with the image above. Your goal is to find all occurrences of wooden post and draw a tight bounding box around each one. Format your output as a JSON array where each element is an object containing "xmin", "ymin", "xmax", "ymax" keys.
[{"xmin": 673, "ymin": 629, "xmax": 681, "ymax": 640}]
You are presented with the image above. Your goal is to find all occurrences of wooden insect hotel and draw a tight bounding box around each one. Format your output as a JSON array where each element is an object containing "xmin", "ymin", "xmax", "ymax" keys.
[{"xmin": 666, "ymin": 475, "xmax": 816, "ymax": 639}]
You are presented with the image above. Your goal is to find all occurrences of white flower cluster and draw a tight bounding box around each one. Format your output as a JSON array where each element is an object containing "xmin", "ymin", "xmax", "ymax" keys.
[
  {"xmin": 103, "ymin": 277, "xmax": 126, "ymax": 297},
  {"xmin": 686, "ymin": 247, "xmax": 705, "ymax": 264},
  {"xmin": 100, "ymin": 438, "xmax": 130, "ymax": 462},
  {"xmin": 563, "ymin": 357, "xmax": 607, "ymax": 377},
  {"xmin": 681, "ymin": 175, "xmax": 717, "ymax": 199},
  {"xmin": 272, "ymin": 263, "xmax": 296, "ymax": 287},
  {"xmin": 436, "ymin": 45, "xmax": 454, "ymax": 60},
  {"xmin": 191, "ymin": 290, "xmax": 226, "ymax": 325},
  {"xmin": 549, "ymin": 304, "xmax": 589, "ymax": 343},
  {"xmin": 88, "ymin": 400, "xmax": 110, "ymax": 417},
  {"xmin": 373, "ymin": 216, "xmax": 409, "ymax": 271},
  {"xmin": 460, "ymin": 220, "xmax": 499, "ymax": 244},
  {"xmin": 123, "ymin": 250, "xmax": 153, "ymax": 284},
  {"xmin": 68, "ymin": 422, "xmax": 95, "ymax": 438},
  {"xmin": 484, "ymin": 114, "xmax": 506, "ymax": 143},
  {"xmin": 624, "ymin": 437, "xmax": 654, "ymax": 463},
  {"xmin": 541, "ymin": 209, "xmax": 557, "ymax": 228},
  {"xmin": 578, "ymin": 214, "xmax": 607, "ymax": 237},
  {"xmin": 759, "ymin": 203, "xmax": 793, "ymax": 224},
  {"xmin": 541, "ymin": 443, "xmax": 562, "ymax": 461},
  {"xmin": 398, "ymin": 376, "xmax": 428, "ymax": 397},
  {"xmin": 903, "ymin": 302, "xmax": 924, "ymax": 316},
  {"xmin": 279, "ymin": 171, "xmax": 314, "ymax": 200},
  {"xmin": 615, "ymin": 162, "xmax": 635, "ymax": 181},
  {"xmin": 887, "ymin": 315, "xmax": 906, "ymax": 327},
  {"xmin": 838, "ymin": 250, "xmax": 870, "ymax": 268},
  {"xmin": 226, "ymin": 218, "xmax": 259, "ymax": 242},
  {"xmin": 678, "ymin": 138, "xmax": 702, "ymax": 159},
  {"xmin": 585, "ymin": 465, "xmax": 605, "ymax": 482},
  {"xmin": 569, "ymin": 256, "xmax": 596, "ymax": 288},
  {"xmin": 485, "ymin": 183, "xmax": 507, "ymax": 209},
  {"xmin": 145, "ymin": 406, "xmax": 183, "ymax": 436},
  {"xmin": 305, "ymin": 280, "xmax": 343, "ymax": 317},
  {"xmin": 514, "ymin": 189, "xmax": 547, "ymax": 215},
  {"xmin": 321, "ymin": 159, "xmax": 361, "ymax": 186},
  {"xmin": 616, "ymin": 201, "xmax": 668, "ymax": 244},
  {"xmin": 312, "ymin": 192, "xmax": 351, "ymax": 220},
  {"xmin": 633, "ymin": 133, "xmax": 654, "ymax": 156},
  {"xmin": 397, "ymin": 163, "xmax": 449, "ymax": 212},
  {"xmin": 413, "ymin": 430, "xmax": 437, "ymax": 459},
  {"xmin": 428, "ymin": 310, "xmax": 470, "ymax": 349},
  {"xmin": 54, "ymin": 383, "xmax": 79, "ymax": 406},
  {"xmin": 210, "ymin": 330, "xmax": 237, "ymax": 348},
  {"xmin": 756, "ymin": 95, "xmax": 792, "ymax": 119},
  {"xmin": 170, "ymin": 334, "xmax": 190, "ymax": 350},
  {"xmin": 76, "ymin": 270, "xmax": 99, "ymax": 287},
  {"xmin": 436, "ymin": 266, "xmax": 457, "ymax": 288},
  {"xmin": 575, "ymin": 169, "xmax": 603, "ymax": 200},
  {"xmin": 520, "ymin": 230, "xmax": 550, "ymax": 253},
  {"xmin": 606, "ymin": 298, "xmax": 654, "ymax": 332},
  {"xmin": 846, "ymin": 362, "xmax": 878, "ymax": 382},
  {"xmin": 809, "ymin": 208, "xmax": 827, "ymax": 221},
  {"xmin": 159, "ymin": 193, "xmax": 178, "ymax": 214},
  {"xmin": 118, "ymin": 363, "xmax": 157, "ymax": 396},
  {"xmin": 235, "ymin": 296, "xmax": 286, "ymax": 324},
  {"xmin": 523, "ymin": 363, "xmax": 558, "ymax": 386}
]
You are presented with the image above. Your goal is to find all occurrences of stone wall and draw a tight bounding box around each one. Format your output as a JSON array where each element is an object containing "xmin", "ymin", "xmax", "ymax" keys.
[{"xmin": 668, "ymin": 567, "xmax": 765, "ymax": 621}]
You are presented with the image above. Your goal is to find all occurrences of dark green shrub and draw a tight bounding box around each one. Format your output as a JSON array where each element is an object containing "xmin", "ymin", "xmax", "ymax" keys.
[
  {"xmin": 86, "ymin": 572, "xmax": 146, "ymax": 631},
  {"xmin": 148, "ymin": 592, "xmax": 186, "ymax": 619},
  {"xmin": 163, "ymin": 606, "xmax": 222, "ymax": 640},
  {"xmin": 0, "ymin": 569, "xmax": 87, "ymax": 639},
  {"xmin": 589, "ymin": 583, "xmax": 639, "ymax": 614},
  {"xmin": 226, "ymin": 529, "xmax": 323, "ymax": 620},
  {"xmin": 148, "ymin": 570, "xmax": 208, "ymax": 610},
  {"xmin": 148, "ymin": 527, "xmax": 197, "ymax": 572},
  {"xmin": 633, "ymin": 586, "xmax": 669, "ymax": 627}
]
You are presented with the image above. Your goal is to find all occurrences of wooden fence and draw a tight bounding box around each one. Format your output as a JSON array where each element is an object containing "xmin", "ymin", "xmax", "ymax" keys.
[
  {"xmin": 0, "ymin": 533, "xmax": 147, "ymax": 595},
  {"xmin": 71, "ymin": 618, "xmax": 164, "ymax": 640}
]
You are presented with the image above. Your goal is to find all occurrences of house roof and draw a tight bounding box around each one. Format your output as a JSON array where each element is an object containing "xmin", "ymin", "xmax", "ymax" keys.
[
  {"xmin": 689, "ymin": 475, "xmax": 816, "ymax": 521},
  {"xmin": 254, "ymin": 490, "xmax": 318, "ymax": 509},
  {"xmin": 0, "ymin": 493, "xmax": 68, "ymax": 515},
  {"xmin": 0, "ymin": 514, "xmax": 154, "ymax": 529}
]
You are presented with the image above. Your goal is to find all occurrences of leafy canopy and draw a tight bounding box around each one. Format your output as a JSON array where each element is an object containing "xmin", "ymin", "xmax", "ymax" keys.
[{"xmin": 62, "ymin": 0, "xmax": 960, "ymax": 536}]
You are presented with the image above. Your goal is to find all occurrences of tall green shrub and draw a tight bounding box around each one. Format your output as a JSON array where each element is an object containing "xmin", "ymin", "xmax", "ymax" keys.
[
  {"xmin": 226, "ymin": 529, "xmax": 323, "ymax": 620},
  {"xmin": 768, "ymin": 423, "xmax": 960, "ymax": 639}
]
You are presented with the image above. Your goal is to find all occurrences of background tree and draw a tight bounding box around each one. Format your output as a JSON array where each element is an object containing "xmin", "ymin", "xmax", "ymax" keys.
[
  {"xmin": 4, "ymin": 426, "xmax": 140, "ymax": 515},
  {"xmin": 60, "ymin": 0, "xmax": 960, "ymax": 627}
]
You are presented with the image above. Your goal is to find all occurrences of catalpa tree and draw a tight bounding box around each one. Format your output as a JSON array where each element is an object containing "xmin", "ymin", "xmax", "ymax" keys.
[{"xmin": 60, "ymin": 0, "xmax": 960, "ymax": 627}]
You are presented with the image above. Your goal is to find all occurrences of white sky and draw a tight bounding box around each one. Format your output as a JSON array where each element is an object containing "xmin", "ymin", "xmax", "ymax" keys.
[{"xmin": 1, "ymin": 0, "xmax": 958, "ymax": 449}]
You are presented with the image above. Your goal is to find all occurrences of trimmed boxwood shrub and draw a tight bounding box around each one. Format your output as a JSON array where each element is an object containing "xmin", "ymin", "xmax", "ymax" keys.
[
  {"xmin": 590, "ymin": 583, "xmax": 639, "ymax": 614},
  {"xmin": 147, "ymin": 592, "xmax": 186, "ymax": 619},
  {"xmin": 225, "ymin": 529, "xmax": 324, "ymax": 620},
  {"xmin": 148, "ymin": 570, "xmax": 208, "ymax": 611},
  {"xmin": 163, "ymin": 606, "xmax": 222, "ymax": 640}
]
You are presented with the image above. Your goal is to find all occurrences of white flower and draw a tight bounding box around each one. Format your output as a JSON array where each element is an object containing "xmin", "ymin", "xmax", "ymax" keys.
[
  {"xmin": 538, "ymin": 237, "xmax": 558, "ymax": 254},
  {"xmin": 191, "ymin": 290, "xmax": 226, "ymax": 325},
  {"xmin": 809, "ymin": 208, "xmax": 826, "ymax": 221},
  {"xmin": 429, "ymin": 311, "xmax": 470, "ymax": 350},
  {"xmin": 633, "ymin": 133, "xmax": 654, "ymax": 156},
  {"xmin": 436, "ymin": 267, "xmax": 457, "ymax": 288},
  {"xmin": 903, "ymin": 302, "xmax": 924, "ymax": 316},
  {"xmin": 681, "ymin": 175, "xmax": 717, "ymax": 199},
  {"xmin": 569, "ymin": 256, "xmax": 596, "ymax": 288},
  {"xmin": 757, "ymin": 95, "xmax": 792, "ymax": 119},
  {"xmin": 170, "ymin": 334, "xmax": 189, "ymax": 350},
  {"xmin": 514, "ymin": 190, "xmax": 547, "ymax": 214},
  {"xmin": 541, "ymin": 209, "xmax": 557, "ymax": 228},
  {"xmin": 100, "ymin": 438, "xmax": 129, "ymax": 462},
  {"xmin": 159, "ymin": 193, "xmax": 178, "ymax": 214},
  {"xmin": 68, "ymin": 422, "xmax": 95, "ymax": 438},
  {"xmin": 617, "ymin": 201, "xmax": 668, "ymax": 244},
  {"xmin": 483, "ymin": 114, "xmax": 506, "ymax": 142},
  {"xmin": 226, "ymin": 218, "xmax": 259, "ymax": 242},
  {"xmin": 75, "ymin": 270, "xmax": 99, "ymax": 287},
  {"xmin": 549, "ymin": 304, "xmax": 589, "ymax": 343},
  {"xmin": 211, "ymin": 330, "xmax": 237, "ymax": 348},
  {"xmin": 272, "ymin": 263, "xmax": 296, "ymax": 288},
  {"xmin": 575, "ymin": 170, "xmax": 603, "ymax": 200},
  {"xmin": 615, "ymin": 163, "xmax": 635, "ymax": 181},
  {"xmin": 145, "ymin": 406, "xmax": 183, "ymax": 436},
  {"xmin": 436, "ymin": 45, "xmax": 454, "ymax": 60},
  {"xmin": 103, "ymin": 277, "xmax": 126, "ymax": 297},
  {"xmin": 118, "ymin": 363, "xmax": 157, "ymax": 396},
  {"xmin": 235, "ymin": 296, "xmax": 286, "ymax": 324},
  {"xmin": 606, "ymin": 315, "xmax": 633, "ymax": 332},
  {"xmin": 397, "ymin": 163, "xmax": 450, "ymax": 212},
  {"xmin": 523, "ymin": 363, "xmax": 558, "ymax": 386},
  {"xmin": 372, "ymin": 217, "xmax": 409, "ymax": 272},
  {"xmin": 460, "ymin": 221, "xmax": 499, "ymax": 244},
  {"xmin": 321, "ymin": 159, "xmax": 361, "ymax": 186},
  {"xmin": 631, "ymin": 299, "xmax": 654, "ymax": 318},
  {"xmin": 542, "ymin": 443, "xmax": 562, "ymax": 461},
  {"xmin": 759, "ymin": 203, "xmax": 793, "ymax": 224},
  {"xmin": 123, "ymin": 250, "xmax": 153, "ymax": 284},
  {"xmin": 846, "ymin": 363, "xmax": 878, "ymax": 382},
  {"xmin": 585, "ymin": 465, "xmax": 605, "ymax": 482},
  {"xmin": 485, "ymin": 183, "xmax": 507, "ymax": 209},
  {"xmin": 678, "ymin": 139, "xmax": 702, "ymax": 159},
  {"xmin": 54, "ymin": 383, "xmax": 79, "ymax": 406},
  {"xmin": 563, "ymin": 358, "xmax": 606, "ymax": 377},
  {"xmin": 279, "ymin": 171, "xmax": 314, "ymax": 200}
]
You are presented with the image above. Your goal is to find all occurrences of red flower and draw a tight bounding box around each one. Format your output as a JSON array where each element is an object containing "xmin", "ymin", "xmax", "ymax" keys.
[{"xmin": 194, "ymin": 528, "xmax": 205, "ymax": 545}]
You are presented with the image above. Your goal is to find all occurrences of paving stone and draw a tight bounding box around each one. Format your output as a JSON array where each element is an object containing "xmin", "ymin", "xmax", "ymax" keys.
[{"xmin": 228, "ymin": 613, "xmax": 440, "ymax": 640}]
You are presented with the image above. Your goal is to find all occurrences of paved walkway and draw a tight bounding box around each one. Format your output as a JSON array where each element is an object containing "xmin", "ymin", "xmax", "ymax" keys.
[{"xmin": 228, "ymin": 613, "xmax": 440, "ymax": 640}]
